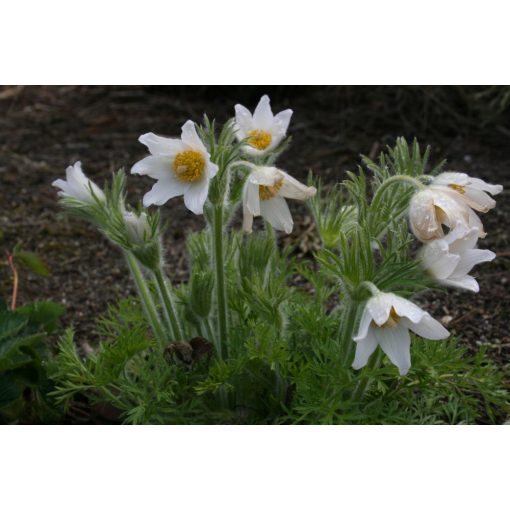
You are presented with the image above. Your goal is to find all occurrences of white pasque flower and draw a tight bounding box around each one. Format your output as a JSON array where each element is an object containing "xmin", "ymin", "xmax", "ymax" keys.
[
  {"xmin": 408, "ymin": 172, "xmax": 502, "ymax": 242},
  {"xmin": 52, "ymin": 161, "xmax": 105, "ymax": 204},
  {"xmin": 420, "ymin": 221, "xmax": 495, "ymax": 292},
  {"xmin": 234, "ymin": 95, "xmax": 293, "ymax": 155},
  {"xmin": 431, "ymin": 172, "xmax": 503, "ymax": 214},
  {"xmin": 123, "ymin": 211, "xmax": 151, "ymax": 245},
  {"xmin": 352, "ymin": 292, "xmax": 449, "ymax": 376},
  {"xmin": 131, "ymin": 120, "xmax": 219, "ymax": 215},
  {"xmin": 242, "ymin": 166, "xmax": 316, "ymax": 234}
]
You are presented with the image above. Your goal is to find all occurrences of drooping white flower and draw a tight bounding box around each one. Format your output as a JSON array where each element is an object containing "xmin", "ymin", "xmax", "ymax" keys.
[
  {"xmin": 431, "ymin": 172, "xmax": 503, "ymax": 214},
  {"xmin": 420, "ymin": 221, "xmax": 495, "ymax": 292},
  {"xmin": 242, "ymin": 166, "xmax": 316, "ymax": 234},
  {"xmin": 131, "ymin": 120, "xmax": 219, "ymax": 215},
  {"xmin": 234, "ymin": 95, "xmax": 293, "ymax": 156},
  {"xmin": 123, "ymin": 211, "xmax": 151, "ymax": 245},
  {"xmin": 408, "ymin": 172, "xmax": 502, "ymax": 242},
  {"xmin": 352, "ymin": 292, "xmax": 449, "ymax": 376},
  {"xmin": 52, "ymin": 161, "xmax": 105, "ymax": 204}
]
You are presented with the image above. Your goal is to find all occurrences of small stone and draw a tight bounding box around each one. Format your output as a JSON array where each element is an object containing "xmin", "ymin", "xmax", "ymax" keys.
[{"xmin": 441, "ymin": 315, "xmax": 453, "ymax": 325}]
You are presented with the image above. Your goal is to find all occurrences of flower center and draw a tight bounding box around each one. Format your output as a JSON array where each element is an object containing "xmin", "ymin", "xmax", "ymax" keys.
[
  {"xmin": 259, "ymin": 178, "xmax": 284, "ymax": 201},
  {"xmin": 248, "ymin": 129, "xmax": 272, "ymax": 151},
  {"xmin": 172, "ymin": 150, "xmax": 205, "ymax": 182},
  {"xmin": 448, "ymin": 183, "xmax": 465, "ymax": 194},
  {"xmin": 378, "ymin": 306, "xmax": 401, "ymax": 329},
  {"xmin": 434, "ymin": 205, "xmax": 448, "ymax": 224}
]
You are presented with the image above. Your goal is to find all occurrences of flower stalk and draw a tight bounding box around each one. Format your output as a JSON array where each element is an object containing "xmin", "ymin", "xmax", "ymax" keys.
[
  {"xmin": 124, "ymin": 251, "xmax": 166, "ymax": 346},
  {"xmin": 153, "ymin": 268, "xmax": 183, "ymax": 342},
  {"xmin": 212, "ymin": 203, "xmax": 227, "ymax": 359}
]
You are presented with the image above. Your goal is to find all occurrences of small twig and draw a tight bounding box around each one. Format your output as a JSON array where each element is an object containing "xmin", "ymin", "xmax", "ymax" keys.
[
  {"xmin": 495, "ymin": 251, "xmax": 510, "ymax": 257},
  {"xmin": 6, "ymin": 252, "xmax": 19, "ymax": 310}
]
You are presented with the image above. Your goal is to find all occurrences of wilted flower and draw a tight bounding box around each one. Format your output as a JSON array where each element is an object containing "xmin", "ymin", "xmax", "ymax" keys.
[
  {"xmin": 242, "ymin": 166, "xmax": 316, "ymax": 234},
  {"xmin": 123, "ymin": 211, "xmax": 150, "ymax": 245},
  {"xmin": 234, "ymin": 95, "xmax": 292, "ymax": 156},
  {"xmin": 420, "ymin": 221, "xmax": 495, "ymax": 292},
  {"xmin": 52, "ymin": 161, "xmax": 105, "ymax": 204},
  {"xmin": 131, "ymin": 120, "xmax": 218, "ymax": 215},
  {"xmin": 352, "ymin": 292, "xmax": 449, "ymax": 375},
  {"xmin": 408, "ymin": 172, "xmax": 502, "ymax": 242}
]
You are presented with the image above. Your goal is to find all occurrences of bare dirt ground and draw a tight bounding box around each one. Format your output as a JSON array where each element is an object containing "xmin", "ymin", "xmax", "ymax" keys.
[{"xmin": 0, "ymin": 86, "xmax": 509, "ymax": 369}]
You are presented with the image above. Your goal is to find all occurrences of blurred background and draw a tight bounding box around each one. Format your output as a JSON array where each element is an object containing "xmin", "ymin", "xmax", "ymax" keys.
[{"xmin": 0, "ymin": 85, "xmax": 508, "ymax": 363}]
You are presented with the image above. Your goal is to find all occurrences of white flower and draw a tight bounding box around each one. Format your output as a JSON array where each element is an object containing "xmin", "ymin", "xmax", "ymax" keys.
[
  {"xmin": 409, "ymin": 187, "xmax": 482, "ymax": 242},
  {"xmin": 242, "ymin": 166, "xmax": 316, "ymax": 234},
  {"xmin": 420, "ymin": 221, "xmax": 495, "ymax": 292},
  {"xmin": 352, "ymin": 292, "xmax": 449, "ymax": 376},
  {"xmin": 408, "ymin": 172, "xmax": 502, "ymax": 242},
  {"xmin": 52, "ymin": 161, "xmax": 105, "ymax": 204},
  {"xmin": 431, "ymin": 172, "xmax": 502, "ymax": 214},
  {"xmin": 123, "ymin": 211, "xmax": 151, "ymax": 245},
  {"xmin": 131, "ymin": 120, "xmax": 219, "ymax": 215},
  {"xmin": 234, "ymin": 95, "xmax": 293, "ymax": 156}
]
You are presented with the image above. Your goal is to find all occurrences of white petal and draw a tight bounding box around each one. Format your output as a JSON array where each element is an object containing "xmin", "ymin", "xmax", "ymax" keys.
[
  {"xmin": 52, "ymin": 178, "xmax": 73, "ymax": 196},
  {"xmin": 373, "ymin": 325, "xmax": 411, "ymax": 376},
  {"xmin": 207, "ymin": 161, "xmax": 219, "ymax": 179},
  {"xmin": 252, "ymin": 95, "xmax": 273, "ymax": 129},
  {"xmin": 401, "ymin": 314, "xmax": 449, "ymax": 340},
  {"xmin": 421, "ymin": 242, "xmax": 460, "ymax": 280},
  {"xmin": 244, "ymin": 182, "xmax": 261, "ymax": 216},
  {"xmin": 467, "ymin": 208, "xmax": 486, "ymax": 238},
  {"xmin": 446, "ymin": 223, "xmax": 478, "ymax": 253},
  {"xmin": 183, "ymin": 177, "xmax": 209, "ymax": 215},
  {"xmin": 273, "ymin": 109, "xmax": 293, "ymax": 135},
  {"xmin": 260, "ymin": 196, "xmax": 293, "ymax": 233},
  {"xmin": 450, "ymin": 249, "xmax": 495, "ymax": 278},
  {"xmin": 433, "ymin": 172, "xmax": 469, "ymax": 187},
  {"xmin": 279, "ymin": 172, "xmax": 317, "ymax": 200},
  {"xmin": 444, "ymin": 275, "xmax": 479, "ymax": 292},
  {"xmin": 242, "ymin": 203, "xmax": 254, "ymax": 233},
  {"xmin": 468, "ymin": 177, "xmax": 503, "ymax": 195},
  {"xmin": 352, "ymin": 331, "xmax": 378, "ymax": 370},
  {"xmin": 390, "ymin": 294, "xmax": 426, "ymax": 324},
  {"xmin": 139, "ymin": 132, "xmax": 183, "ymax": 156},
  {"xmin": 142, "ymin": 175, "xmax": 189, "ymax": 207},
  {"xmin": 366, "ymin": 293, "xmax": 392, "ymax": 326},
  {"xmin": 234, "ymin": 104, "xmax": 254, "ymax": 139},
  {"xmin": 131, "ymin": 155, "xmax": 171, "ymax": 180},
  {"xmin": 353, "ymin": 305, "xmax": 373, "ymax": 341},
  {"xmin": 409, "ymin": 190, "xmax": 443, "ymax": 241},
  {"xmin": 249, "ymin": 166, "xmax": 281, "ymax": 186},
  {"xmin": 462, "ymin": 188, "xmax": 496, "ymax": 212},
  {"xmin": 181, "ymin": 120, "xmax": 206, "ymax": 152}
]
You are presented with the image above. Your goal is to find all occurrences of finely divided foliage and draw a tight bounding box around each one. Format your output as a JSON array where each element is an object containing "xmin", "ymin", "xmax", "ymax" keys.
[{"xmin": 50, "ymin": 96, "xmax": 506, "ymax": 424}]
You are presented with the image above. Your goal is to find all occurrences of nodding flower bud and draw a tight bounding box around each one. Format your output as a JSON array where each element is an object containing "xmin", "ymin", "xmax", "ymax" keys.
[
  {"xmin": 123, "ymin": 211, "xmax": 151, "ymax": 245},
  {"xmin": 52, "ymin": 161, "xmax": 105, "ymax": 204}
]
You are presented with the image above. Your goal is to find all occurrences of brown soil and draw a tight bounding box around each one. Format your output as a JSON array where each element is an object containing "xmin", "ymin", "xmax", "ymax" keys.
[{"xmin": 0, "ymin": 86, "xmax": 509, "ymax": 368}]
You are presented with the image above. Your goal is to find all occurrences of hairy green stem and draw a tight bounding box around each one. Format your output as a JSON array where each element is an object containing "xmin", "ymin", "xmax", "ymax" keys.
[
  {"xmin": 153, "ymin": 268, "xmax": 183, "ymax": 342},
  {"xmin": 124, "ymin": 252, "xmax": 165, "ymax": 346},
  {"xmin": 371, "ymin": 174, "xmax": 425, "ymax": 212},
  {"xmin": 212, "ymin": 204, "xmax": 227, "ymax": 359},
  {"xmin": 338, "ymin": 299, "xmax": 362, "ymax": 366}
]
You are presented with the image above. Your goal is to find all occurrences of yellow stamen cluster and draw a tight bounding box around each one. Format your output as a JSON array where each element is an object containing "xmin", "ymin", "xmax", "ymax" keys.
[
  {"xmin": 172, "ymin": 150, "xmax": 205, "ymax": 183},
  {"xmin": 248, "ymin": 129, "xmax": 272, "ymax": 151},
  {"xmin": 448, "ymin": 183, "xmax": 466, "ymax": 194},
  {"xmin": 434, "ymin": 205, "xmax": 448, "ymax": 224},
  {"xmin": 378, "ymin": 306, "xmax": 401, "ymax": 329},
  {"xmin": 259, "ymin": 178, "xmax": 284, "ymax": 201}
]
